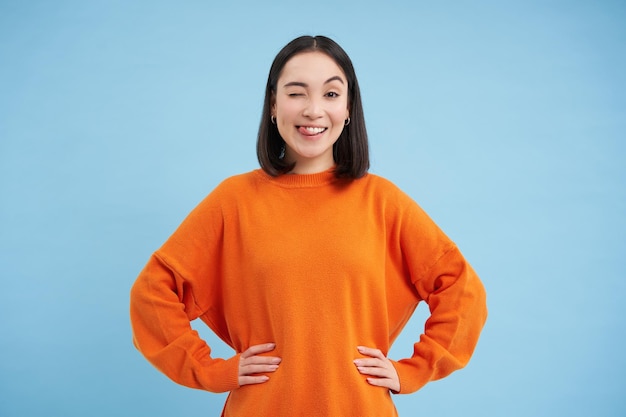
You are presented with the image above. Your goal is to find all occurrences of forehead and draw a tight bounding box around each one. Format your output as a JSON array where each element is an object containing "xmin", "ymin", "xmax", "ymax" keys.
[{"xmin": 279, "ymin": 51, "xmax": 346, "ymax": 83}]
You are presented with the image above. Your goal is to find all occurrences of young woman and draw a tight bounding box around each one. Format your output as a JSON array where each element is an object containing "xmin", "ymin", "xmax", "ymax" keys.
[{"xmin": 130, "ymin": 35, "xmax": 487, "ymax": 416}]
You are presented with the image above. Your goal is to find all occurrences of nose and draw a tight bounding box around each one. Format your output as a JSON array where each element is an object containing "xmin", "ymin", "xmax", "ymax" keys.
[{"xmin": 302, "ymin": 97, "xmax": 324, "ymax": 119}]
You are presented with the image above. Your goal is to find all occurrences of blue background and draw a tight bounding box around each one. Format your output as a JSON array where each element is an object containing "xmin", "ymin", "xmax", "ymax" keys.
[{"xmin": 1, "ymin": 1, "xmax": 624, "ymax": 416}]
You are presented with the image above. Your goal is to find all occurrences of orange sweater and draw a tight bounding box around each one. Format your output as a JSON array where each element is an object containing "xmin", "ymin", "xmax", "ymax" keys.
[{"xmin": 130, "ymin": 169, "xmax": 487, "ymax": 416}]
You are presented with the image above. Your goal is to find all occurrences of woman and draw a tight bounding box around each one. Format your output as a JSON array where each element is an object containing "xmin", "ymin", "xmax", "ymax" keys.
[{"xmin": 130, "ymin": 35, "xmax": 487, "ymax": 416}]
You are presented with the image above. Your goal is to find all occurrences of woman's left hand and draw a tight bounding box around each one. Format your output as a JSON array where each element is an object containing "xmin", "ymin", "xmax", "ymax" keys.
[{"xmin": 353, "ymin": 346, "xmax": 400, "ymax": 393}]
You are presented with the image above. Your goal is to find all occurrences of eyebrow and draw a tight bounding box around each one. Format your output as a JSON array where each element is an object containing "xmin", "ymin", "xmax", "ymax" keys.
[{"xmin": 283, "ymin": 76, "xmax": 345, "ymax": 88}]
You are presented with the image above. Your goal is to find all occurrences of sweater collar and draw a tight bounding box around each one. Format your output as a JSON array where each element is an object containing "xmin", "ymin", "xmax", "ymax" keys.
[{"xmin": 256, "ymin": 167, "xmax": 339, "ymax": 188}]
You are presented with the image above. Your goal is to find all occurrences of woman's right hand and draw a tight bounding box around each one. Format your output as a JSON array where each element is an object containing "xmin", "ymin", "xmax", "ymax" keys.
[{"xmin": 238, "ymin": 343, "xmax": 281, "ymax": 386}]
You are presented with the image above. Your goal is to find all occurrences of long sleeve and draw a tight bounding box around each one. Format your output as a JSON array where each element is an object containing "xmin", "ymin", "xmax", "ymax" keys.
[
  {"xmin": 129, "ymin": 188, "xmax": 240, "ymax": 393},
  {"xmin": 390, "ymin": 198, "xmax": 488, "ymax": 394}
]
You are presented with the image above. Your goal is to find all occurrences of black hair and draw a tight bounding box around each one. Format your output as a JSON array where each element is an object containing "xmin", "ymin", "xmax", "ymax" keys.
[{"xmin": 256, "ymin": 35, "xmax": 369, "ymax": 179}]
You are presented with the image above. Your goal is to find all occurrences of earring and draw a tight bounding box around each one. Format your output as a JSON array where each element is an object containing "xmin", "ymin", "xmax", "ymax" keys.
[
  {"xmin": 271, "ymin": 115, "xmax": 276, "ymax": 125},
  {"xmin": 344, "ymin": 117, "xmax": 351, "ymax": 126},
  {"xmin": 279, "ymin": 144, "xmax": 286, "ymax": 159}
]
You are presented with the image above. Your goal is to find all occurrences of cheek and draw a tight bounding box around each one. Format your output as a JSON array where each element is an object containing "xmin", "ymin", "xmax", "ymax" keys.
[
  {"xmin": 333, "ymin": 97, "xmax": 349, "ymax": 119},
  {"xmin": 275, "ymin": 98, "xmax": 298, "ymax": 118},
  {"xmin": 330, "ymin": 104, "xmax": 349, "ymax": 124}
]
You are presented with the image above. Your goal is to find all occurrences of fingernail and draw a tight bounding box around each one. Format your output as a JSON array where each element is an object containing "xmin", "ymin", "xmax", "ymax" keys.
[
  {"xmin": 271, "ymin": 358, "xmax": 281, "ymax": 364},
  {"xmin": 268, "ymin": 343, "xmax": 276, "ymax": 348},
  {"xmin": 353, "ymin": 360, "xmax": 362, "ymax": 366}
]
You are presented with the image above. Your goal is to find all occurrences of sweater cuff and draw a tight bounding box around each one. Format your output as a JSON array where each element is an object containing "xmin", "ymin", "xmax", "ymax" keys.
[
  {"xmin": 198, "ymin": 353, "xmax": 241, "ymax": 393},
  {"xmin": 390, "ymin": 359, "xmax": 430, "ymax": 394}
]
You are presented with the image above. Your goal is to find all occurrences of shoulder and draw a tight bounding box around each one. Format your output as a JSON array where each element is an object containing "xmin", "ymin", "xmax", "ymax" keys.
[
  {"xmin": 359, "ymin": 173, "xmax": 440, "ymax": 229},
  {"xmin": 187, "ymin": 170, "xmax": 263, "ymax": 215},
  {"xmin": 206, "ymin": 169, "xmax": 266, "ymax": 198},
  {"xmin": 361, "ymin": 172, "xmax": 401, "ymax": 190},
  {"xmin": 216, "ymin": 169, "xmax": 263, "ymax": 189},
  {"xmin": 359, "ymin": 173, "xmax": 416, "ymax": 207}
]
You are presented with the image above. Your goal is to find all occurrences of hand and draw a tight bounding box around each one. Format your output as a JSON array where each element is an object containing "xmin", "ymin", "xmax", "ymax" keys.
[
  {"xmin": 353, "ymin": 346, "xmax": 400, "ymax": 393},
  {"xmin": 238, "ymin": 343, "xmax": 281, "ymax": 386}
]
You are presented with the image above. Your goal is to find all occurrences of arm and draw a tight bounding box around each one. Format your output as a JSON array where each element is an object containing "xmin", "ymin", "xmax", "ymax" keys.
[
  {"xmin": 130, "ymin": 185, "xmax": 281, "ymax": 392},
  {"xmin": 131, "ymin": 253, "xmax": 282, "ymax": 391},
  {"xmin": 393, "ymin": 243, "xmax": 487, "ymax": 394},
  {"xmin": 355, "ymin": 245, "xmax": 486, "ymax": 394},
  {"xmin": 374, "ymin": 188, "xmax": 488, "ymax": 394},
  {"xmin": 353, "ymin": 183, "xmax": 486, "ymax": 394},
  {"xmin": 130, "ymin": 253, "xmax": 241, "ymax": 392}
]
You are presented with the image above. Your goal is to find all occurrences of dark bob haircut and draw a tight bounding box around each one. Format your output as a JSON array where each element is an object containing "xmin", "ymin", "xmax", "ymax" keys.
[{"xmin": 256, "ymin": 35, "xmax": 369, "ymax": 179}]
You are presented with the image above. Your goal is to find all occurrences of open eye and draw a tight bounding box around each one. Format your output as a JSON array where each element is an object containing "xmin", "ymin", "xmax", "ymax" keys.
[{"xmin": 326, "ymin": 91, "xmax": 340, "ymax": 98}]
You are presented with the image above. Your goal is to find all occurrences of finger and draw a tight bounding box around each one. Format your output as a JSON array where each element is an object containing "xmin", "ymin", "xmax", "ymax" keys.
[
  {"xmin": 239, "ymin": 375, "xmax": 270, "ymax": 386},
  {"xmin": 353, "ymin": 358, "xmax": 383, "ymax": 368},
  {"xmin": 365, "ymin": 377, "xmax": 397, "ymax": 391},
  {"xmin": 241, "ymin": 355, "xmax": 282, "ymax": 366},
  {"xmin": 240, "ymin": 363, "xmax": 280, "ymax": 375},
  {"xmin": 357, "ymin": 346, "xmax": 385, "ymax": 359},
  {"xmin": 356, "ymin": 365, "xmax": 390, "ymax": 378},
  {"xmin": 241, "ymin": 343, "xmax": 276, "ymax": 359}
]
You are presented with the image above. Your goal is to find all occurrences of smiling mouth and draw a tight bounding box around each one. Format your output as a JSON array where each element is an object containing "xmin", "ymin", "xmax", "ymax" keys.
[{"xmin": 298, "ymin": 126, "xmax": 327, "ymax": 135}]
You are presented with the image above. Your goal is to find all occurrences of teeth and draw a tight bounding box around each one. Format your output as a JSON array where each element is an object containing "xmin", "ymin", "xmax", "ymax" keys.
[{"xmin": 303, "ymin": 126, "xmax": 326, "ymax": 134}]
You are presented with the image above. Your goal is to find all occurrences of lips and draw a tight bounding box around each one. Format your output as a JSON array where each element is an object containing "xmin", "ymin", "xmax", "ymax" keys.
[{"xmin": 298, "ymin": 126, "xmax": 327, "ymax": 136}]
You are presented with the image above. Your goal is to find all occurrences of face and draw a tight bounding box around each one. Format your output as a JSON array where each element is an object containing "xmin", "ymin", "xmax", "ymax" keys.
[{"xmin": 272, "ymin": 51, "xmax": 350, "ymax": 174}]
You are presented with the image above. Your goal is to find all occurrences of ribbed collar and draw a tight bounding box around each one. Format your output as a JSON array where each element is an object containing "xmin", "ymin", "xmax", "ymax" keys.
[{"xmin": 254, "ymin": 167, "xmax": 339, "ymax": 188}]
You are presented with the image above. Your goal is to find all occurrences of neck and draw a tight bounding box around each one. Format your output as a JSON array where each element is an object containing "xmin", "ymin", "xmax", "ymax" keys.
[{"xmin": 286, "ymin": 155, "xmax": 335, "ymax": 175}]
